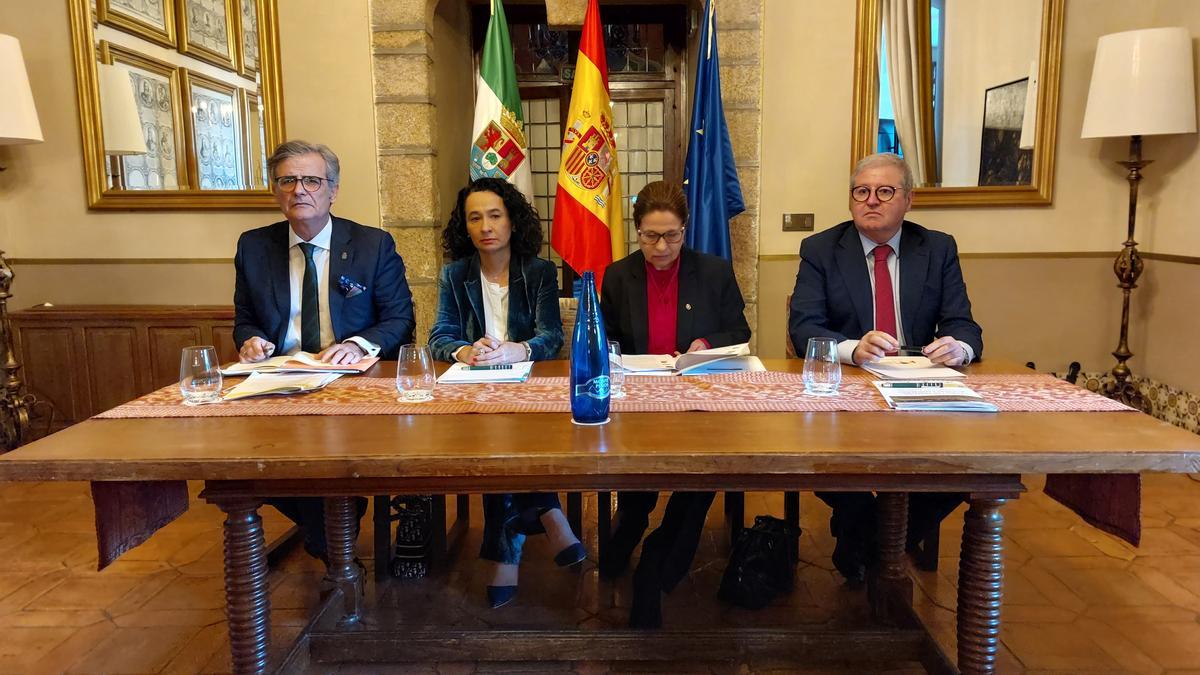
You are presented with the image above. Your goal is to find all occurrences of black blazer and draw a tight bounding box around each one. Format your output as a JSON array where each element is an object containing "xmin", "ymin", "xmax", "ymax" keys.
[
  {"xmin": 788, "ymin": 220, "xmax": 982, "ymax": 358},
  {"xmin": 600, "ymin": 248, "xmax": 751, "ymax": 354},
  {"xmin": 233, "ymin": 216, "xmax": 416, "ymax": 359}
]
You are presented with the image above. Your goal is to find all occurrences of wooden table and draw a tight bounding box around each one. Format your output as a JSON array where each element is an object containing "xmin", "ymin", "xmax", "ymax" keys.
[{"xmin": 0, "ymin": 359, "xmax": 1196, "ymax": 674}]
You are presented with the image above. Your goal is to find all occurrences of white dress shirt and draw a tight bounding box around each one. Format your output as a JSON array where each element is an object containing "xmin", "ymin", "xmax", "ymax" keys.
[
  {"xmin": 480, "ymin": 271, "xmax": 510, "ymax": 343},
  {"xmin": 836, "ymin": 229, "xmax": 974, "ymax": 366},
  {"xmin": 281, "ymin": 217, "xmax": 379, "ymax": 357}
]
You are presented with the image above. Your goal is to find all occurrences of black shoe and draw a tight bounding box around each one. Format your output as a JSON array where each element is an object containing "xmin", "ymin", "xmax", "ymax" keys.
[
  {"xmin": 486, "ymin": 584, "xmax": 517, "ymax": 609},
  {"xmin": 831, "ymin": 536, "xmax": 867, "ymax": 589},
  {"xmin": 599, "ymin": 515, "xmax": 648, "ymax": 579},
  {"xmin": 554, "ymin": 542, "xmax": 588, "ymax": 568}
]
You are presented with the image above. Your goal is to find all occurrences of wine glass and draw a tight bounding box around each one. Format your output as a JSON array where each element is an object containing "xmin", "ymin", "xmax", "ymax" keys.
[
  {"xmin": 395, "ymin": 344, "xmax": 436, "ymax": 403},
  {"xmin": 180, "ymin": 345, "xmax": 222, "ymax": 405}
]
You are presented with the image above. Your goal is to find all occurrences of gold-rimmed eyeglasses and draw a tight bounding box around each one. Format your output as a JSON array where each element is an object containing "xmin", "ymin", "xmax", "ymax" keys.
[
  {"xmin": 637, "ymin": 228, "xmax": 686, "ymax": 245},
  {"xmin": 274, "ymin": 175, "xmax": 332, "ymax": 192},
  {"xmin": 850, "ymin": 185, "xmax": 903, "ymax": 203}
]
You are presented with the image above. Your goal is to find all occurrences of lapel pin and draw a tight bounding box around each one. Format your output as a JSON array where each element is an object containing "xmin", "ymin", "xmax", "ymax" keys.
[
  {"xmin": 341, "ymin": 251, "xmax": 348, "ymax": 260},
  {"xmin": 685, "ymin": 303, "xmax": 692, "ymax": 310}
]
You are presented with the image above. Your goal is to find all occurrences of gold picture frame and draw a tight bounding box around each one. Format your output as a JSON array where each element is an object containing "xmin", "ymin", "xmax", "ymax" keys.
[
  {"xmin": 181, "ymin": 69, "xmax": 246, "ymax": 190},
  {"xmin": 97, "ymin": 0, "xmax": 177, "ymax": 48},
  {"xmin": 240, "ymin": 87, "xmax": 269, "ymax": 189},
  {"xmin": 99, "ymin": 41, "xmax": 190, "ymax": 192},
  {"xmin": 234, "ymin": 0, "xmax": 261, "ymax": 77},
  {"xmin": 70, "ymin": 0, "xmax": 284, "ymax": 208},
  {"xmin": 176, "ymin": 0, "xmax": 237, "ymax": 72}
]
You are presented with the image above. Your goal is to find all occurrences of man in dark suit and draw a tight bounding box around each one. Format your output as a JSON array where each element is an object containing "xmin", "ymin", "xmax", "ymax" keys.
[
  {"xmin": 234, "ymin": 140, "xmax": 416, "ymax": 560},
  {"xmin": 789, "ymin": 152, "xmax": 983, "ymax": 585}
]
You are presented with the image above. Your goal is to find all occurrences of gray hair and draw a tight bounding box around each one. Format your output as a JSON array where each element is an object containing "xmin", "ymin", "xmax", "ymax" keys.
[
  {"xmin": 850, "ymin": 152, "xmax": 913, "ymax": 193},
  {"xmin": 267, "ymin": 140, "xmax": 341, "ymax": 186}
]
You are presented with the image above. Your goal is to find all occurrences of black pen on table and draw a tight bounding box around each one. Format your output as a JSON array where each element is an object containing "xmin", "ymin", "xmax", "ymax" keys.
[{"xmin": 895, "ymin": 344, "xmax": 926, "ymax": 355}]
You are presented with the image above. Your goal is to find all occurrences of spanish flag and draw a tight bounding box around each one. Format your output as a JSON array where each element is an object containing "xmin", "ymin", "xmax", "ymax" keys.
[{"xmin": 550, "ymin": 0, "xmax": 623, "ymax": 291}]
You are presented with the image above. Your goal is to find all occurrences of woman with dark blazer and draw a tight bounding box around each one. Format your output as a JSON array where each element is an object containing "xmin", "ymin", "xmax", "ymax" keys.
[
  {"xmin": 429, "ymin": 177, "xmax": 585, "ymax": 609},
  {"xmin": 598, "ymin": 180, "xmax": 752, "ymax": 628}
]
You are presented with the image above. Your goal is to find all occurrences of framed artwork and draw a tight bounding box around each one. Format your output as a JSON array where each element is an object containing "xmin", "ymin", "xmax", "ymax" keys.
[
  {"xmin": 181, "ymin": 69, "xmax": 246, "ymax": 190},
  {"xmin": 235, "ymin": 0, "xmax": 261, "ymax": 77},
  {"xmin": 240, "ymin": 88, "xmax": 269, "ymax": 189},
  {"xmin": 99, "ymin": 41, "xmax": 188, "ymax": 191},
  {"xmin": 176, "ymin": 0, "xmax": 236, "ymax": 71},
  {"xmin": 978, "ymin": 77, "xmax": 1033, "ymax": 187},
  {"xmin": 97, "ymin": 0, "xmax": 176, "ymax": 48}
]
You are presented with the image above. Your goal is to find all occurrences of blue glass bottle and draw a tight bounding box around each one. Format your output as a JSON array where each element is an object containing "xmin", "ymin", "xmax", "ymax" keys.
[{"xmin": 569, "ymin": 270, "xmax": 610, "ymax": 425}]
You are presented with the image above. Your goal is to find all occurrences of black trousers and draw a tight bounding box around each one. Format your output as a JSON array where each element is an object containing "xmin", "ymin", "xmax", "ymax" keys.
[
  {"xmin": 267, "ymin": 496, "xmax": 367, "ymax": 560},
  {"xmin": 815, "ymin": 491, "xmax": 964, "ymax": 550},
  {"xmin": 479, "ymin": 492, "xmax": 562, "ymax": 564},
  {"xmin": 618, "ymin": 490, "xmax": 716, "ymax": 592}
]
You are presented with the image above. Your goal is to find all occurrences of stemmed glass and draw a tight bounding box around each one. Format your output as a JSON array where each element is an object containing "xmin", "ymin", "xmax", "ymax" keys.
[{"xmin": 395, "ymin": 344, "xmax": 436, "ymax": 403}]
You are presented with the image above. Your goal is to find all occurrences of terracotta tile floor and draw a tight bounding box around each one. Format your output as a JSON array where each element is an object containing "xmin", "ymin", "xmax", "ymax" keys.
[{"xmin": 0, "ymin": 475, "xmax": 1196, "ymax": 673}]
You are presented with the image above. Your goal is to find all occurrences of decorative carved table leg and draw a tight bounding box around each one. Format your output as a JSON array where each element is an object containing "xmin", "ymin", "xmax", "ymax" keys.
[
  {"xmin": 216, "ymin": 497, "xmax": 270, "ymax": 675},
  {"xmin": 958, "ymin": 497, "xmax": 1007, "ymax": 674},
  {"xmin": 325, "ymin": 496, "xmax": 363, "ymax": 627},
  {"xmin": 870, "ymin": 491, "xmax": 911, "ymax": 623}
]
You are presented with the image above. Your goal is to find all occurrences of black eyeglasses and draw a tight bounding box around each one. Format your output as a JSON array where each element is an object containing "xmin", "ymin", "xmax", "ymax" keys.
[
  {"xmin": 850, "ymin": 185, "xmax": 903, "ymax": 203},
  {"xmin": 274, "ymin": 175, "xmax": 332, "ymax": 192},
  {"xmin": 637, "ymin": 228, "xmax": 685, "ymax": 245}
]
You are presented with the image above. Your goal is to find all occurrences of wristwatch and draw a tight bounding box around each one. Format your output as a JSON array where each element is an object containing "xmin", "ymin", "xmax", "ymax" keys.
[{"xmin": 521, "ymin": 341, "xmax": 532, "ymax": 361}]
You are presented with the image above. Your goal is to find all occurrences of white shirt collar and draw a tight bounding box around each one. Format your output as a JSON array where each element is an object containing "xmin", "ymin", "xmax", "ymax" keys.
[
  {"xmin": 288, "ymin": 216, "xmax": 333, "ymax": 251},
  {"xmin": 858, "ymin": 227, "xmax": 903, "ymax": 258}
]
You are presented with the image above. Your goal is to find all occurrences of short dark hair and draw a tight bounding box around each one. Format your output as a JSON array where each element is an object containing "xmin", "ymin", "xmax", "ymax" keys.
[
  {"xmin": 442, "ymin": 178, "xmax": 544, "ymax": 260},
  {"xmin": 633, "ymin": 180, "xmax": 689, "ymax": 228},
  {"xmin": 267, "ymin": 140, "xmax": 340, "ymax": 185}
]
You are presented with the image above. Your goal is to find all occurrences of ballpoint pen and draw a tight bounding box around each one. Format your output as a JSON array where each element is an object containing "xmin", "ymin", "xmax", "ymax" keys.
[{"xmin": 883, "ymin": 382, "xmax": 944, "ymax": 388}]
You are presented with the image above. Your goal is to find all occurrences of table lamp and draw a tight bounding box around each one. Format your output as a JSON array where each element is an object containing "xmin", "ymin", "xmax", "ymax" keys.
[
  {"xmin": 0, "ymin": 33, "xmax": 44, "ymax": 449},
  {"xmin": 1081, "ymin": 27, "xmax": 1197, "ymax": 408}
]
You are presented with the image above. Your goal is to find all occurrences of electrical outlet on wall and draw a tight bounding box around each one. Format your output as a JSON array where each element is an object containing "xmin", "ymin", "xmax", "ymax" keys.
[{"xmin": 782, "ymin": 213, "xmax": 814, "ymax": 232}]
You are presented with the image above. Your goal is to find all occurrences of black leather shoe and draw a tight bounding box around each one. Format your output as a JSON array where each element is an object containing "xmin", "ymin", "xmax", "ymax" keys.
[
  {"xmin": 554, "ymin": 542, "xmax": 588, "ymax": 568},
  {"xmin": 486, "ymin": 585, "xmax": 517, "ymax": 609},
  {"xmin": 831, "ymin": 536, "xmax": 867, "ymax": 589}
]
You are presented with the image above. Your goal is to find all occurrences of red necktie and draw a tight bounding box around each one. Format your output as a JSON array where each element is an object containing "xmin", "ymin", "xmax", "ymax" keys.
[{"xmin": 872, "ymin": 244, "xmax": 897, "ymax": 342}]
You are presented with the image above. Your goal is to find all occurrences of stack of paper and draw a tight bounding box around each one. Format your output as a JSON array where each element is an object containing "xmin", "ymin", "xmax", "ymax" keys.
[
  {"xmin": 436, "ymin": 361, "xmax": 533, "ymax": 384},
  {"xmin": 862, "ymin": 355, "xmax": 965, "ymax": 380},
  {"xmin": 222, "ymin": 372, "xmax": 342, "ymax": 401},
  {"xmin": 872, "ymin": 380, "xmax": 998, "ymax": 412},
  {"xmin": 620, "ymin": 343, "xmax": 756, "ymax": 376},
  {"xmin": 222, "ymin": 352, "xmax": 379, "ymax": 376}
]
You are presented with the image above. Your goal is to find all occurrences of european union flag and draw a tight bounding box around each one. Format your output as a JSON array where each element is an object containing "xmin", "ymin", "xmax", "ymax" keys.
[{"xmin": 683, "ymin": 0, "xmax": 744, "ymax": 261}]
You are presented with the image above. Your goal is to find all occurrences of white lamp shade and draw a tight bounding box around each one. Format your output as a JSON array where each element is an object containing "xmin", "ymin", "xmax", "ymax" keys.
[
  {"xmin": 0, "ymin": 34, "xmax": 43, "ymax": 145},
  {"xmin": 1082, "ymin": 27, "xmax": 1197, "ymax": 138},
  {"xmin": 97, "ymin": 64, "xmax": 148, "ymax": 156}
]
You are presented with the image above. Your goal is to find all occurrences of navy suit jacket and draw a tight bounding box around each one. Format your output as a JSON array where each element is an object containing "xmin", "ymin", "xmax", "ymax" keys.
[
  {"xmin": 427, "ymin": 254, "xmax": 563, "ymax": 363},
  {"xmin": 600, "ymin": 248, "xmax": 751, "ymax": 354},
  {"xmin": 788, "ymin": 220, "xmax": 982, "ymax": 358},
  {"xmin": 233, "ymin": 216, "xmax": 416, "ymax": 360}
]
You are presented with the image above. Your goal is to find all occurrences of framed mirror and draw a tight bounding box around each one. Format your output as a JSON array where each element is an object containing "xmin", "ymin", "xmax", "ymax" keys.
[
  {"xmin": 70, "ymin": 0, "xmax": 284, "ymax": 209},
  {"xmin": 850, "ymin": 0, "xmax": 1063, "ymax": 207}
]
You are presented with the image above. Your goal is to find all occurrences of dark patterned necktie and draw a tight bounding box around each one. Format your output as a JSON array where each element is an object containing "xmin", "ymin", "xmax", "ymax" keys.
[{"xmin": 298, "ymin": 242, "xmax": 321, "ymax": 353}]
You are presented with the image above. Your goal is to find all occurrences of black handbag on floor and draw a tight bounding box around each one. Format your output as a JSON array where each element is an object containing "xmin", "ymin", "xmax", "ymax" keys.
[{"xmin": 718, "ymin": 515, "xmax": 801, "ymax": 609}]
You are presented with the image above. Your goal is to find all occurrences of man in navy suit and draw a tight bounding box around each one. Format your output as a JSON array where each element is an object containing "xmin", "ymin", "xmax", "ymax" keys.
[
  {"xmin": 788, "ymin": 152, "xmax": 983, "ymax": 585},
  {"xmin": 233, "ymin": 140, "xmax": 416, "ymax": 560}
]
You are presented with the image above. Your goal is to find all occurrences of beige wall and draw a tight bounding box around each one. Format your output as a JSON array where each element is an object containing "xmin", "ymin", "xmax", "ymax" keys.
[
  {"xmin": 758, "ymin": 0, "xmax": 1200, "ymax": 392},
  {"xmin": 941, "ymin": 0, "xmax": 1042, "ymax": 186},
  {"xmin": 0, "ymin": 0, "xmax": 379, "ymax": 304}
]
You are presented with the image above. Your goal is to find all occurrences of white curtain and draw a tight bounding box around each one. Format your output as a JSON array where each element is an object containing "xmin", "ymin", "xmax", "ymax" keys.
[{"xmin": 882, "ymin": 0, "xmax": 928, "ymax": 185}]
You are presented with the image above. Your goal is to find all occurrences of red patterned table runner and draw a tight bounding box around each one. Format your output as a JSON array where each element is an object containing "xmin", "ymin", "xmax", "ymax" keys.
[{"xmin": 95, "ymin": 371, "xmax": 1132, "ymax": 419}]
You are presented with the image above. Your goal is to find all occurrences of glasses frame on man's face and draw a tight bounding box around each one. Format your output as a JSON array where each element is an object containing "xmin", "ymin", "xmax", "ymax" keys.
[
  {"xmin": 274, "ymin": 175, "xmax": 331, "ymax": 193},
  {"xmin": 636, "ymin": 227, "xmax": 686, "ymax": 246},
  {"xmin": 850, "ymin": 185, "xmax": 903, "ymax": 203}
]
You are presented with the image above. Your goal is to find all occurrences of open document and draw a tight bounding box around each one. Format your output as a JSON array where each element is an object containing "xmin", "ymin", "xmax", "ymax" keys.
[
  {"xmin": 861, "ymin": 355, "xmax": 966, "ymax": 380},
  {"xmin": 222, "ymin": 372, "xmax": 342, "ymax": 401},
  {"xmin": 222, "ymin": 352, "xmax": 379, "ymax": 376},
  {"xmin": 620, "ymin": 343, "xmax": 762, "ymax": 376},
  {"xmin": 872, "ymin": 380, "xmax": 998, "ymax": 412},
  {"xmin": 436, "ymin": 361, "xmax": 533, "ymax": 384}
]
